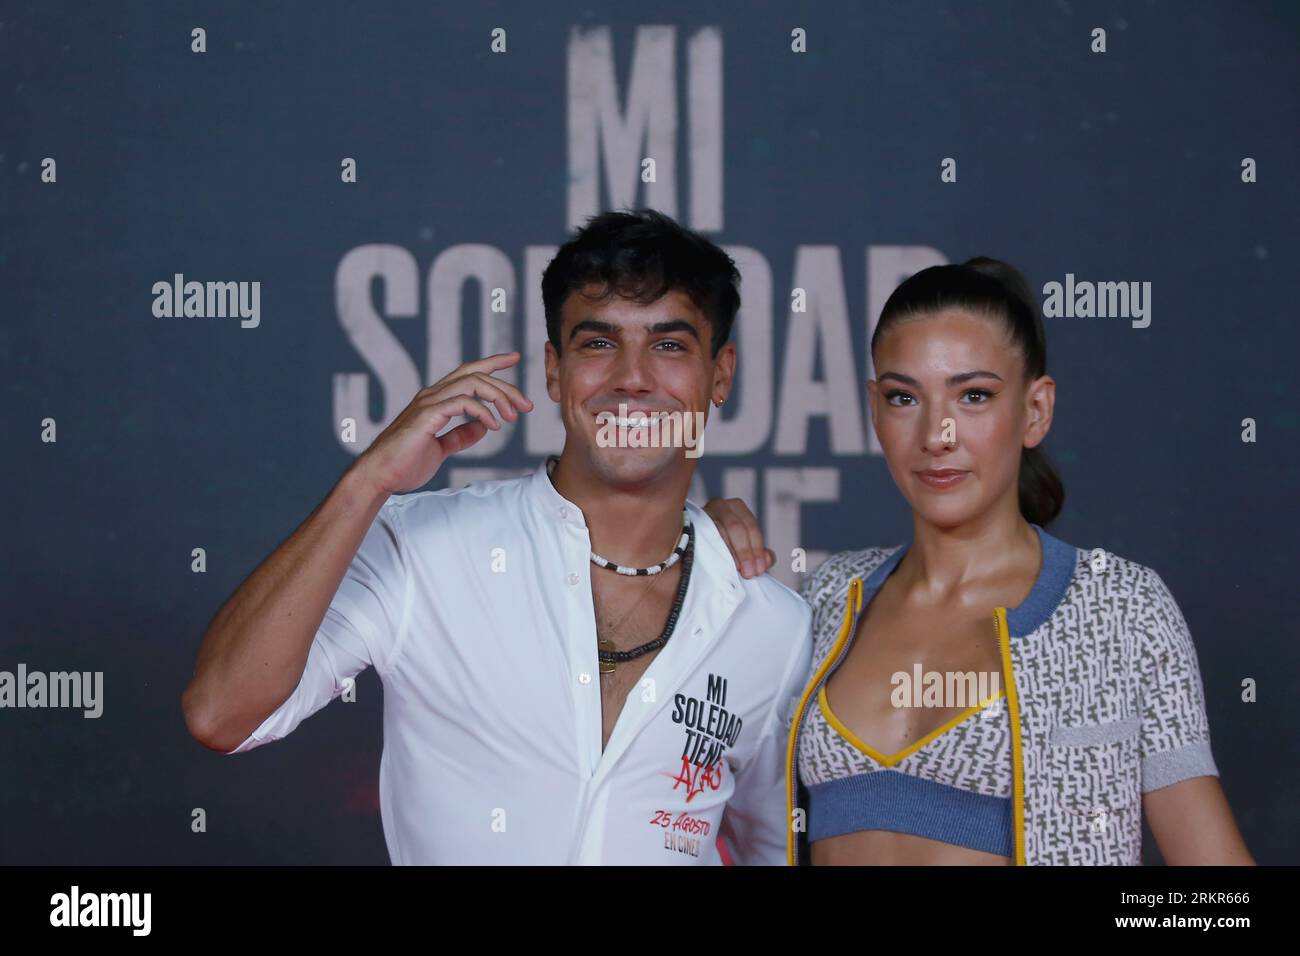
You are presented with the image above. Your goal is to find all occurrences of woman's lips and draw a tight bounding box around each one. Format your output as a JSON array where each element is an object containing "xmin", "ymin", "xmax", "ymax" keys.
[{"xmin": 915, "ymin": 469, "xmax": 969, "ymax": 490}]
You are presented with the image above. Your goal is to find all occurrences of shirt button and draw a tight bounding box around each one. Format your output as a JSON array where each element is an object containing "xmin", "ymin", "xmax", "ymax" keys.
[
  {"xmin": 560, "ymin": 507, "xmax": 568, "ymax": 518},
  {"xmin": 578, "ymin": 672, "xmax": 592, "ymax": 684},
  {"xmin": 567, "ymin": 572, "xmax": 580, "ymax": 586}
]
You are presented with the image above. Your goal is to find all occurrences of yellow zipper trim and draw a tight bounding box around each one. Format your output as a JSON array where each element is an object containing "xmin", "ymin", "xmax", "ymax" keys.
[
  {"xmin": 785, "ymin": 583, "xmax": 1027, "ymax": 866},
  {"xmin": 994, "ymin": 606, "xmax": 1027, "ymax": 866},
  {"xmin": 785, "ymin": 577, "xmax": 863, "ymax": 865}
]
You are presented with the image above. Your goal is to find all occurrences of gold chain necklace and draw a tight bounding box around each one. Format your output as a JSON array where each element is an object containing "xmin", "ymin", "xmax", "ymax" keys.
[{"xmin": 596, "ymin": 571, "xmax": 667, "ymax": 676}]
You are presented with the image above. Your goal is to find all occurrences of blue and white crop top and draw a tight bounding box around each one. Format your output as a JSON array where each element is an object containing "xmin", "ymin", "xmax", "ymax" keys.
[{"xmin": 797, "ymin": 680, "xmax": 1015, "ymax": 856}]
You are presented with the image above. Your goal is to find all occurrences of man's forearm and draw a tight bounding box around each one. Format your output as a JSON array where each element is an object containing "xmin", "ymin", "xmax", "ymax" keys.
[{"xmin": 181, "ymin": 463, "xmax": 390, "ymax": 752}]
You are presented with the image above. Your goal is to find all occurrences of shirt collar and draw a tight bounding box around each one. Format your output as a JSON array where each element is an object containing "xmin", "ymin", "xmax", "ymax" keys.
[
  {"xmin": 1004, "ymin": 524, "xmax": 1077, "ymax": 636},
  {"xmin": 529, "ymin": 455, "xmax": 588, "ymax": 529}
]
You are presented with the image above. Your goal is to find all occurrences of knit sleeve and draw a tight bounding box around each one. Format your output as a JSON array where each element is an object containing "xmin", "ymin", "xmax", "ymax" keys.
[{"xmin": 1134, "ymin": 567, "xmax": 1219, "ymax": 792}]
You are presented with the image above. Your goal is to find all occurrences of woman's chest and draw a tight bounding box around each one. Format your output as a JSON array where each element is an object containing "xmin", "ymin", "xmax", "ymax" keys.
[{"xmin": 822, "ymin": 599, "xmax": 1006, "ymax": 758}]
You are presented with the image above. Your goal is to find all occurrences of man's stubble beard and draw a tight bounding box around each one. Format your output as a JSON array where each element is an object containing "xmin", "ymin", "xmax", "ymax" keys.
[{"xmin": 579, "ymin": 438, "xmax": 687, "ymax": 494}]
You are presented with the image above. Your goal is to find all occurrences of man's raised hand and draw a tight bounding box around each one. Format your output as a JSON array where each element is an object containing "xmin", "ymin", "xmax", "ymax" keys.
[{"xmin": 354, "ymin": 351, "xmax": 534, "ymax": 495}]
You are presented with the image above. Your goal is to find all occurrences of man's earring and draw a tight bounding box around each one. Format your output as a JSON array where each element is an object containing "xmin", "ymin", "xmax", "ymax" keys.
[{"xmin": 713, "ymin": 397, "xmax": 724, "ymax": 408}]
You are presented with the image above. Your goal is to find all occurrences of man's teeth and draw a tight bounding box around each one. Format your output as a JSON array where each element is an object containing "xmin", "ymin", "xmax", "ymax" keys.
[{"xmin": 604, "ymin": 413, "xmax": 659, "ymax": 426}]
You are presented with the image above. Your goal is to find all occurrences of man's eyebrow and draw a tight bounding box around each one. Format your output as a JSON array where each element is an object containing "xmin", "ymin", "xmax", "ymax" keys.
[
  {"xmin": 568, "ymin": 319, "xmax": 616, "ymax": 342},
  {"xmin": 648, "ymin": 319, "xmax": 701, "ymax": 341},
  {"xmin": 877, "ymin": 370, "xmax": 1005, "ymax": 386},
  {"xmin": 568, "ymin": 317, "xmax": 702, "ymax": 343}
]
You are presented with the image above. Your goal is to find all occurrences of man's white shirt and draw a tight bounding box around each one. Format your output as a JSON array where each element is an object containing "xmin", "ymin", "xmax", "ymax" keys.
[{"xmin": 227, "ymin": 458, "xmax": 812, "ymax": 864}]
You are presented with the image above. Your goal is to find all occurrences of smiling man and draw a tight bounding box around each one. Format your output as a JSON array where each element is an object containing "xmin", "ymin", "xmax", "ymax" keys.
[{"xmin": 181, "ymin": 208, "xmax": 812, "ymax": 865}]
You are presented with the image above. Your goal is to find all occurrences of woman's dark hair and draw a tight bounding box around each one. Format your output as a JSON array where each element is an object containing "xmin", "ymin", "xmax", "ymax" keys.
[
  {"xmin": 871, "ymin": 257, "xmax": 1065, "ymax": 526},
  {"xmin": 541, "ymin": 208, "xmax": 740, "ymax": 357}
]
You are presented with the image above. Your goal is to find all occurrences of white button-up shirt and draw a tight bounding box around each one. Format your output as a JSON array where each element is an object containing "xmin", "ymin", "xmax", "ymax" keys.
[{"xmin": 227, "ymin": 458, "xmax": 812, "ymax": 864}]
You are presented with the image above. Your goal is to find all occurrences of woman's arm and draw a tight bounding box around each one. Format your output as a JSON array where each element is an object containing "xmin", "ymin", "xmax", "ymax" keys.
[
  {"xmin": 1134, "ymin": 565, "xmax": 1253, "ymax": 864},
  {"xmin": 1144, "ymin": 776, "xmax": 1254, "ymax": 864}
]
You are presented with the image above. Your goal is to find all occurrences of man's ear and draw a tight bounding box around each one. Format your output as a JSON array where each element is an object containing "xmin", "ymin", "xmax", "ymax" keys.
[
  {"xmin": 544, "ymin": 340, "xmax": 562, "ymax": 404},
  {"xmin": 711, "ymin": 340, "xmax": 737, "ymax": 403}
]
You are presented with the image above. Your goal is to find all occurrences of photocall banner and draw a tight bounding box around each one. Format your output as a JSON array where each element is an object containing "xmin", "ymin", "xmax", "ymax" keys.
[{"xmin": 2, "ymin": 1, "xmax": 1295, "ymax": 865}]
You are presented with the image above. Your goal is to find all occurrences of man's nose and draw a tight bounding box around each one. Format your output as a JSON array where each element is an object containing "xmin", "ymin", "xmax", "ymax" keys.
[{"xmin": 611, "ymin": 344, "xmax": 655, "ymax": 393}]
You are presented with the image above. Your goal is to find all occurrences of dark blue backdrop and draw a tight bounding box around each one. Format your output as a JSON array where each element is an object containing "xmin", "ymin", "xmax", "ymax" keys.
[{"xmin": 2, "ymin": 0, "xmax": 1296, "ymax": 863}]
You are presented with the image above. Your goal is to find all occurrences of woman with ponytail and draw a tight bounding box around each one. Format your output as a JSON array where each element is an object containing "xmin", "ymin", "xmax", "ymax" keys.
[{"xmin": 706, "ymin": 257, "xmax": 1251, "ymax": 865}]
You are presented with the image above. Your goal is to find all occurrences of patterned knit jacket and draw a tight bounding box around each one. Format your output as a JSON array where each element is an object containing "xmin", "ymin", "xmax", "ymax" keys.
[{"xmin": 784, "ymin": 523, "xmax": 1219, "ymax": 865}]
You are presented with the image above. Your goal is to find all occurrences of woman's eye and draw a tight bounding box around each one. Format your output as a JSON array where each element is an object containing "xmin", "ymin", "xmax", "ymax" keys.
[
  {"xmin": 884, "ymin": 390, "xmax": 915, "ymax": 406},
  {"xmin": 962, "ymin": 388, "xmax": 993, "ymax": 404}
]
